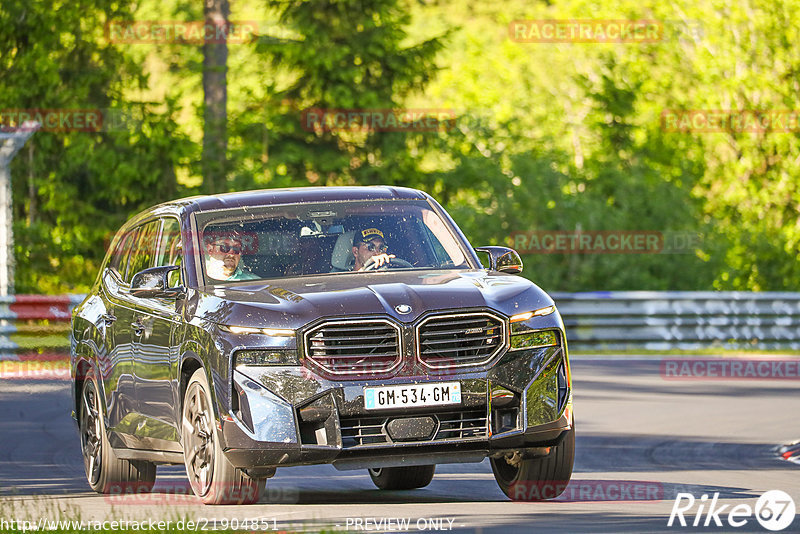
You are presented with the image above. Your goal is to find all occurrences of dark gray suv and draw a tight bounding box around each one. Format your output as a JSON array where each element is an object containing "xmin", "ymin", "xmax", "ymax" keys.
[{"xmin": 71, "ymin": 186, "xmax": 574, "ymax": 504}]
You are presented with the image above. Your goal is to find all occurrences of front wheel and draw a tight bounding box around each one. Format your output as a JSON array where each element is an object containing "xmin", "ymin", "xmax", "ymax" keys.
[
  {"xmin": 79, "ymin": 369, "xmax": 156, "ymax": 494},
  {"xmin": 368, "ymin": 465, "xmax": 436, "ymax": 490},
  {"xmin": 182, "ymin": 368, "xmax": 264, "ymax": 504},
  {"xmin": 490, "ymin": 425, "xmax": 575, "ymax": 501}
]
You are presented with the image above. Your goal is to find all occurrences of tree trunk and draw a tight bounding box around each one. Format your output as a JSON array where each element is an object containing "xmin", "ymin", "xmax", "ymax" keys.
[{"xmin": 202, "ymin": 0, "xmax": 230, "ymax": 194}]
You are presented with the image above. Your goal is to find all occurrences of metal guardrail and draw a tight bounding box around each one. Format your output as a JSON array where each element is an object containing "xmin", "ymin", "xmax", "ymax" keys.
[
  {"xmin": 0, "ymin": 295, "xmax": 82, "ymax": 356},
  {"xmin": 552, "ymin": 291, "xmax": 800, "ymax": 351},
  {"xmin": 0, "ymin": 294, "xmax": 83, "ymax": 321},
  {"xmin": 3, "ymin": 292, "xmax": 800, "ymax": 359}
]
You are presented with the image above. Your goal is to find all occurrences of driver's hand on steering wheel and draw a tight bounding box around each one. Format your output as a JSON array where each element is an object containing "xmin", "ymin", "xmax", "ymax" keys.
[{"xmin": 359, "ymin": 253, "xmax": 396, "ymax": 271}]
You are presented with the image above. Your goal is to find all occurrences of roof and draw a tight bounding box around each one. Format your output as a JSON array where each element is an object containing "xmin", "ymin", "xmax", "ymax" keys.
[
  {"xmin": 119, "ymin": 186, "xmax": 433, "ymax": 233},
  {"xmin": 161, "ymin": 185, "xmax": 429, "ymax": 214},
  {"xmin": 192, "ymin": 185, "xmax": 427, "ymax": 211}
]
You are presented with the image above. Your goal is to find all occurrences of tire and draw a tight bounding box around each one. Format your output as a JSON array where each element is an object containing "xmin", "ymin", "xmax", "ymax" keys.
[
  {"xmin": 368, "ymin": 465, "xmax": 436, "ymax": 490},
  {"xmin": 79, "ymin": 369, "xmax": 156, "ymax": 494},
  {"xmin": 490, "ymin": 424, "xmax": 575, "ymax": 501},
  {"xmin": 182, "ymin": 368, "xmax": 265, "ymax": 505}
]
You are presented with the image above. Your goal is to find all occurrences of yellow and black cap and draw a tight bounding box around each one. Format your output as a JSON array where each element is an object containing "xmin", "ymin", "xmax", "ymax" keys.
[{"xmin": 353, "ymin": 227, "xmax": 385, "ymax": 246}]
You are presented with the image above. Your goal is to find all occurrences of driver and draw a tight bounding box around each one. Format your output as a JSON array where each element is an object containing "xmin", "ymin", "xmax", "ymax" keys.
[
  {"xmin": 204, "ymin": 232, "xmax": 259, "ymax": 281},
  {"xmin": 352, "ymin": 227, "xmax": 395, "ymax": 271}
]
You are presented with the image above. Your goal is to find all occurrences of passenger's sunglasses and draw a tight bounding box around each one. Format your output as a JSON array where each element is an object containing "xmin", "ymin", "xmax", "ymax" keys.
[
  {"xmin": 214, "ymin": 243, "xmax": 242, "ymax": 254},
  {"xmin": 364, "ymin": 242, "xmax": 388, "ymax": 252}
]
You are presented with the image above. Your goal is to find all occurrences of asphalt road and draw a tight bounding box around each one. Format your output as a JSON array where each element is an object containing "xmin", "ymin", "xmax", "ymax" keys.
[{"xmin": 1, "ymin": 356, "xmax": 799, "ymax": 533}]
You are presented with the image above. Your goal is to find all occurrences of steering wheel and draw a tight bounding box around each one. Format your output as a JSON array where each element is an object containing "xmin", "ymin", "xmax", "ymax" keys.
[{"xmin": 361, "ymin": 256, "xmax": 414, "ymax": 271}]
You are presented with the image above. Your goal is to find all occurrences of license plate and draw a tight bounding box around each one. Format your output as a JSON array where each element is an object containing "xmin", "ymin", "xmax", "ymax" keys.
[{"xmin": 364, "ymin": 382, "xmax": 461, "ymax": 410}]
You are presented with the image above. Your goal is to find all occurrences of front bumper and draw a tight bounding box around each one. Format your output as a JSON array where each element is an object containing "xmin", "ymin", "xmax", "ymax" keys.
[{"xmin": 220, "ymin": 343, "xmax": 572, "ymax": 471}]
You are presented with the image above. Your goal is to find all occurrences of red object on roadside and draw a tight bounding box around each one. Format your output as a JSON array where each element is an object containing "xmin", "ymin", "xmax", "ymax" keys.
[{"xmin": 9, "ymin": 295, "xmax": 72, "ymax": 321}]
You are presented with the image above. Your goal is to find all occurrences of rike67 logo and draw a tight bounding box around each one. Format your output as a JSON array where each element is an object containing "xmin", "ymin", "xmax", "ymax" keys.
[{"xmin": 668, "ymin": 490, "xmax": 796, "ymax": 531}]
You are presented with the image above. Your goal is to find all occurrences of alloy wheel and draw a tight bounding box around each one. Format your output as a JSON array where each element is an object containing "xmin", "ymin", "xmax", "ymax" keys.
[
  {"xmin": 80, "ymin": 383, "xmax": 102, "ymax": 486},
  {"xmin": 184, "ymin": 382, "xmax": 215, "ymax": 496}
]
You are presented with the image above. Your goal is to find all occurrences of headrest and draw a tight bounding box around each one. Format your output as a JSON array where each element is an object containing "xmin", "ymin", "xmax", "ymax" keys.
[{"xmin": 331, "ymin": 231, "xmax": 356, "ymax": 271}]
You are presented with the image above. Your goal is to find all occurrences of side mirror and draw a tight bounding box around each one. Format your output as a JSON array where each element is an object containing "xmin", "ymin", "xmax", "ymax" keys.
[
  {"xmin": 474, "ymin": 246, "xmax": 523, "ymax": 274},
  {"xmin": 130, "ymin": 265, "xmax": 185, "ymax": 298}
]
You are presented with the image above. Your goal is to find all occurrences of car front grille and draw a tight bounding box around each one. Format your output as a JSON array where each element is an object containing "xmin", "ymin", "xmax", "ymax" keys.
[
  {"xmin": 304, "ymin": 319, "xmax": 402, "ymax": 376},
  {"xmin": 417, "ymin": 312, "xmax": 506, "ymax": 368},
  {"xmin": 340, "ymin": 409, "xmax": 488, "ymax": 448}
]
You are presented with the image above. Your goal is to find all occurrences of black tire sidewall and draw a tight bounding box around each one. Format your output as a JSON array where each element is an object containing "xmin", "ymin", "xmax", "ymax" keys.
[
  {"xmin": 491, "ymin": 425, "xmax": 576, "ymax": 501},
  {"xmin": 80, "ymin": 369, "xmax": 156, "ymax": 494},
  {"xmin": 368, "ymin": 465, "xmax": 436, "ymax": 490}
]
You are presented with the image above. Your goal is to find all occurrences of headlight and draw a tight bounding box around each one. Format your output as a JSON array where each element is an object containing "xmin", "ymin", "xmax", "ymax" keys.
[
  {"xmin": 509, "ymin": 329, "xmax": 559, "ymax": 350},
  {"xmin": 220, "ymin": 325, "xmax": 295, "ymax": 336},
  {"xmin": 508, "ymin": 306, "xmax": 559, "ymax": 350},
  {"xmin": 234, "ymin": 349, "xmax": 300, "ymax": 366},
  {"xmin": 509, "ymin": 306, "xmax": 555, "ymax": 323}
]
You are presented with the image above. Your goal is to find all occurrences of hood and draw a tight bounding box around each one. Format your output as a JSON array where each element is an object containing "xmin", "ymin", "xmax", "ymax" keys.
[{"xmin": 190, "ymin": 269, "xmax": 555, "ymax": 330}]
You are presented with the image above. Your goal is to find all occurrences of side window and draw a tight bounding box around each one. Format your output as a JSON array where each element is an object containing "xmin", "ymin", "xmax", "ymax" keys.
[
  {"xmin": 126, "ymin": 221, "xmax": 160, "ymax": 282},
  {"xmin": 155, "ymin": 218, "xmax": 183, "ymax": 288},
  {"xmin": 109, "ymin": 228, "xmax": 138, "ymax": 281}
]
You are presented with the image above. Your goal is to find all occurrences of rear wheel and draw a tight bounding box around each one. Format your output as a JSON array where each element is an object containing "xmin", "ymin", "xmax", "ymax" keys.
[
  {"xmin": 182, "ymin": 368, "xmax": 264, "ymax": 504},
  {"xmin": 368, "ymin": 465, "xmax": 436, "ymax": 490},
  {"xmin": 490, "ymin": 425, "xmax": 575, "ymax": 501},
  {"xmin": 79, "ymin": 369, "xmax": 156, "ymax": 494}
]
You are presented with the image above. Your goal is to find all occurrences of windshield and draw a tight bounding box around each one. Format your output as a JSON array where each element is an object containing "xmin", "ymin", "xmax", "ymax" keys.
[{"xmin": 194, "ymin": 199, "xmax": 471, "ymax": 284}]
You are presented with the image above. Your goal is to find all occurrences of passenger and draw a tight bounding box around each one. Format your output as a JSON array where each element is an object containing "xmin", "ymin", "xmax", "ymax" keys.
[
  {"xmin": 352, "ymin": 227, "xmax": 396, "ymax": 271},
  {"xmin": 204, "ymin": 232, "xmax": 259, "ymax": 281}
]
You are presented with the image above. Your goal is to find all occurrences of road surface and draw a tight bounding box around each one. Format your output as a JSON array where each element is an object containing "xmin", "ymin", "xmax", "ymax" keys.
[{"xmin": 1, "ymin": 356, "xmax": 798, "ymax": 533}]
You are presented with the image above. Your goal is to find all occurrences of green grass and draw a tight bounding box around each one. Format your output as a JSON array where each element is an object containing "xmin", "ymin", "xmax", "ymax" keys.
[{"xmin": 10, "ymin": 333, "xmax": 70, "ymax": 350}]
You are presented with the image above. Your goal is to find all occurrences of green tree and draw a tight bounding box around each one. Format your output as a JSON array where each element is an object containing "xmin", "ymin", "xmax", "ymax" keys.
[
  {"xmin": 202, "ymin": 0, "xmax": 231, "ymax": 194},
  {"xmin": 1, "ymin": 0, "xmax": 190, "ymax": 293},
  {"xmin": 228, "ymin": 0, "xmax": 447, "ymax": 189}
]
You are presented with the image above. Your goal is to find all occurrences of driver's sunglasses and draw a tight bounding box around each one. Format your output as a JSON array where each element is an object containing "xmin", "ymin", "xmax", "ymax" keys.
[
  {"xmin": 365, "ymin": 242, "xmax": 388, "ymax": 253},
  {"xmin": 214, "ymin": 243, "xmax": 242, "ymax": 254}
]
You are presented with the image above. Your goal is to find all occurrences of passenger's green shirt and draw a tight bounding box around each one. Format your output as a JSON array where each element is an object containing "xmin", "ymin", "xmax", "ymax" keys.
[
  {"xmin": 227, "ymin": 266, "xmax": 259, "ymax": 281},
  {"xmin": 207, "ymin": 264, "xmax": 259, "ymax": 281}
]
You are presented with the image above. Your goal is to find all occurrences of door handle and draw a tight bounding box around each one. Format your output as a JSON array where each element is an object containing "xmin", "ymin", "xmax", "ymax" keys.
[
  {"xmin": 101, "ymin": 313, "xmax": 116, "ymax": 325},
  {"xmin": 131, "ymin": 320, "xmax": 145, "ymax": 336}
]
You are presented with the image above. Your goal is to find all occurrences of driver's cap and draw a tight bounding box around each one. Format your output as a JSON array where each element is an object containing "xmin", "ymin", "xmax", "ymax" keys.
[{"xmin": 354, "ymin": 227, "xmax": 384, "ymax": 246}]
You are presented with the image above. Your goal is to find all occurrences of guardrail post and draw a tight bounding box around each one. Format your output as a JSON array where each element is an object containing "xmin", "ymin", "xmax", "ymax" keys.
[{"xmin": 0, "ymin": 122, "xmax": 40, "ymax": 296}]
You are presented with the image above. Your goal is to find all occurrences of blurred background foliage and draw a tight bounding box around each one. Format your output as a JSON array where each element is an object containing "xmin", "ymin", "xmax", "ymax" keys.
[{"xmin": 1, "ymin": 0, "xmax": 798, "ymax": 293}]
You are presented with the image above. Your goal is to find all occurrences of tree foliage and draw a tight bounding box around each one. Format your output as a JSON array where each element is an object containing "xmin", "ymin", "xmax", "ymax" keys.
[
  {"xmin": 1, "ymin": 0, "xmax": 192, "ymax": 292},
  {"xmin": 1, "ymin": 0, "xmax": 798, "ymax": 292}
]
